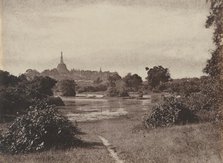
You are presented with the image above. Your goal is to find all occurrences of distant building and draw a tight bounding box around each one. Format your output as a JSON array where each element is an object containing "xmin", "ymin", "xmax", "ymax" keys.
[
  {"xmin": 57, "ymin": 52, "xmax": 69, "ymax": 74},
  {"xmin": 24, "ymin": 52, "xmax": 116, "ymax": 82}
]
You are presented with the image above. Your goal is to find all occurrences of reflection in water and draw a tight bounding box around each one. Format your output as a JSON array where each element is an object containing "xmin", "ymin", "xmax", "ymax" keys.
[
  {"xmin": 61, "ymin": 96, "xmax": 151, "ymax": 122},
  {"xmin": 67, "ymin": 108, "xmax": 128, "ymax": 122}
]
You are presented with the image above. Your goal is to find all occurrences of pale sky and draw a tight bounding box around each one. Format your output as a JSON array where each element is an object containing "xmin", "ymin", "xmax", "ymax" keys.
[{"xmin": 2, "ymin": 0, "xmax": 213, "ymax": 79}]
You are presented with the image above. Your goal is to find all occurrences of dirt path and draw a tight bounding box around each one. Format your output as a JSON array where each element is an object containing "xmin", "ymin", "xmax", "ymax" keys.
[{"xmin": 98, "ymin": 135, "xmax": 124, "ymax": 163}]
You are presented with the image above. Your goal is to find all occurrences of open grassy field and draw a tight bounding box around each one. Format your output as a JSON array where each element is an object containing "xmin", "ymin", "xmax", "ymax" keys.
[{"xmin": 0, "ymin": 97, "xmax": 222, "ymax": 163}]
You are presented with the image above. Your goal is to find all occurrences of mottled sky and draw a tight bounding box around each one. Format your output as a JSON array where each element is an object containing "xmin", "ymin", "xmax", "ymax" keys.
[{"xmin": 2, "ymin": 0, "xmax": 213, "ymax": 79}]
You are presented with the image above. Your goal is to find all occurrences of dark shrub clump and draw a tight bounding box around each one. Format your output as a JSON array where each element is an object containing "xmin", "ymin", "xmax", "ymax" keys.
[
  {"xmin": 0, "ymin": 104, "xmax": 79, "ymax": 154},
  {"xmin": 54, "ymin": 80, "xmax": 76, "ymax": 96},
  {"xmin": 46, "ymin": 96, "xmax": 65, "ymax": 106},
  {"xmin": 145, "ymin": 97, "xmax": 198, "ymax": 128}
]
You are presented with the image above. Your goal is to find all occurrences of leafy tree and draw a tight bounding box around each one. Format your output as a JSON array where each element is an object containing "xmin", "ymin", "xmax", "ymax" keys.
[
  {"xmin": 27, "ymin": 76, "xmax": 57, "ymax": 96},
  {"xmin": 203, "ymin": 0, "xmax": 223, "ymax": 116},
  {"xmin": 106, "ymin": 73, "xmax": 129, "ymax": 97},
  {"xmin": 145, "ymin": 66, "xmax": 171, "ymax": 89},
  {"xmin": 123, "ymin": 73, "xmax": 142, "ymax": 90},
  {"xmin": 55, "ymin": 80, "xmax": 76, "ymax": 96},
  {"xmin": 0, "ymin": 87, "xmax": 31, "ymax": 118},
  {"xmin": 0, "ymin": 70, "xmax": 20, "ymax": 87},
  {"xmin": 93, "ymin": 77, "xmax": 103, "ymax": 84},
  {"xmin": 203, "ymin": 0, "xmax": 223, "ymax": 78},
  {"xmin": 107, "ymin": 72, "xmax": 122, "ymax": 87},
  {"xmin": 107, "ymin": 80, "xmax": 128, "ymax": 97}
]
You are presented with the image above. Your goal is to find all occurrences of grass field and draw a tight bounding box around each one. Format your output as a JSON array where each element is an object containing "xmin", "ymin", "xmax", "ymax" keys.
[{"xmin": 0, "ymin": 97, "xmax": 222, "ymax": 163}]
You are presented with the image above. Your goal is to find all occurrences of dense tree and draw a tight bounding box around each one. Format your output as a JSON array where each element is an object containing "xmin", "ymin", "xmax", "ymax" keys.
[
  {"xmin": 145, "ymin": 66, "xmax": 171, "ymax": 89},
  {"xmin": 0, "ymin": 71, "xmax": 64, "ymax": 121},
  {"xmin": 93, "ymin": 77, "xmax": 103, "ymax": 84},
  {"xmin": 0, "ymin": 70, "xmax": 20, "ymax": 87},
  {"xmin": 27, "ymin": 76, "xmax": 57, "ymax": 96},
  {"xmin": 55, "ymin": 80, "xmax": 76, "ymax": 96},
  {"xmin": 107, "ymin": 80, "xmax": 128, "ymax": 97},
  {"xmin": 107, "ymin": 72, "xmax": 122, "ymax": 87},
  {"xmin": 106, "ymin": 73, "xmax": 129, "ymax": 97},
  {"xmin": 203, "ymin": 0, "xmax": 223, "ymax": 114},
  {"xmin": 203, "ymin": 0, "xmax": 223, "ymax": 78},
  {"xmin": 123, "ymin": 73, "xmax": 142, "ymax": 90}
]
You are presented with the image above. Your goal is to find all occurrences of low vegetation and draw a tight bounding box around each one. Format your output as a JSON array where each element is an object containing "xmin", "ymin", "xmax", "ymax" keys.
[
  {"xmin": 0, "ymin": 70, "xmax": 64, "ymax": 122},
  {"xmin": 0, "ymin": 103, "xmax": 79, "ymax": 154},
  {"xmin": 145, "ymin": 96, "xmax": 198, "ymax": 128},
  {"xmin": 105, "ymin": 73, "xmax": 128, "ymax": 97},
  {"xmin": 107, "ymin": 80, "xmax": 129, "ymax": 97},
  {"xmin": 54, "ymin": 80, "xmax": 76, "ymax": 96},
  {"xmin": 77, "ymin": 84, "xmax": 107, "ymax": 93},
  {"xmin": 45, "ymin": 96, "xmax": 65, "ymax": 106}
]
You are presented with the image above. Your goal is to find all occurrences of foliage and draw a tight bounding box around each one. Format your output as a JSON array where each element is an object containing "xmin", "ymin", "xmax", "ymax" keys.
[
  {"xmin": 45, "ymin": 96, "xmax": 65, "ymax": 106},
  {"xmin": 145, "ymin": 66, "xmax": 171, "ymax": 89},
  {"xmin": 0, "ymin": 104, "xmax": 79, "ymax": 154},
  {"xmin": 204, "ymin": 0, "xmax": 223, "ymax": 78},
  {"xmin": 93, "ymin": 77, "xmax": 103, "ymax": 84},
  {"xmin": 0, "ymin": 87, "xmax": 32, "ymax": 118},
  {"xmin": 77, "ymin": 84, "xmax": 107, "ymax": 93},
  {"xmin": 0, "ymin": 71, "xmax": 61, "ymax": 121},
  {"xmin": 107, "ymin": 73, "xmax": 122, "ymax": 87},
  {"xmin": 107, "ymin": 80, "xmax": 129, "ymax": 97},
  {"xmin": 162, "ymin": 78, "xmax": 201, "ymax": 96},
  {"xmin": 27, "ymin": 76, "xmax": 57, "ymax": 96},
  {"xmin": 55, "ymin": 80, "xmax": 76, "ymax": 96},
  {"xmin": 106, "ymin": 73, "xmax": 129, "ymax": 97},
  {"xmin": 202, "ymin": 0, "xmax": 223, "ymax": 122},
  {"xmin": 0, "ymin": 70, "xmax": 21, "ymax": 87},
  {"xmin": 181, "ymin": 92, "xmax": 215, "ymax": 112},
  {"xmin": 145, "ymin": 97, "xmax": 198, "ymax": 128},
  {"xmin": 123, "ymin": 73, "xmax": 142, "ymax": 91}
]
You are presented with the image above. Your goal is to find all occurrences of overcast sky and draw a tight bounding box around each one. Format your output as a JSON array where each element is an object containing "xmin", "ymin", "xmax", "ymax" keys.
[{"xmin": 2, "ymin": 0, "xmax": 213, "ymax": 79}]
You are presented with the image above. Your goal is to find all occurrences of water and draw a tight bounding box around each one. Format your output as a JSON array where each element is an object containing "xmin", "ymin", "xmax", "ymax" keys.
[{"xmin": 60, "ymin": 96, "xmax": 152, "ymax": 122}]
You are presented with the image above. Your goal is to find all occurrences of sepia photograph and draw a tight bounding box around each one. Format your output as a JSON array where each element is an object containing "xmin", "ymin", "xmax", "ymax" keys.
[{"xmin": 0, "ymin": 0, "xmax": 223, "ymax": 162}]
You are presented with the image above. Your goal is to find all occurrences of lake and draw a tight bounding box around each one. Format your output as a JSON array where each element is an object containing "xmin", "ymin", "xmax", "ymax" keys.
[{"xmin": 59, "ymin": 95, "xmax": 152, "ymax": 122}]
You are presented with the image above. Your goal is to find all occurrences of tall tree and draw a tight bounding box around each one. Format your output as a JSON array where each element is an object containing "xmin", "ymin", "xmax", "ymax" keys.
[
  {"xmin": 203, "ymin": 0, "xmax": 223, "ymax": 78},
  {"xmin": 123, "ymin": 73, "xmax": 142, "ymax": 90},
  {"xmin": 204, "ymin": 0, "xmax": 223, "ymax": 115},
  {"xmin": 145, "ymin": 66, "xmax": 171, "ymax": 89}
]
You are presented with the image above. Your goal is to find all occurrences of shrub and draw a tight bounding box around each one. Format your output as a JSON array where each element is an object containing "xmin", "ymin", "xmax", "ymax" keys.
[
  {"xmin": 77, "ymin": 84, "xmax": 107, "ymax": 93},
  {"xmin": 181, "ymin": 92, "xmax": 217, "ymax": 112},
  {"xmin": 0, "ymin": 88, "xmax": 31, "ymax": 117},
  {"xmin": 0, "ymin": 70, "xmax": 20, "ymax": 87},
  {"xmin": 0, "ymin": 104, "xmax": 79, "ymax": 154},
  {"xmin": 145, "ymin": 97, "xmax": 198, "ymax": 128},
  {"xmin": 162, "ymin": 78, "xmax": 201, "ymax": 96},
  {"xmin": 106, "ymin": 80, "xmax": 129, "ymax": 97},
  {"xmin": 27, "ymin": 76, "xmax": 57, "ymax": 96},
  {"xmin": 46, "ymin": 96, "xmax": 65, "ymax": 106},
  {"xmin": 123, "ymin": 73, "xmax": 142, "ymax": 91},
  {"xmin": 55, "ymin": 80, "xmax": 76, "ymax": 96}
]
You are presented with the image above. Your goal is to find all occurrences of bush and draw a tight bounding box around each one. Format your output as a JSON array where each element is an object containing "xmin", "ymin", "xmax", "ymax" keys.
[
  {"xmin": 145, "ymin": 97, "xmax": 198, "ymax": 128},
  {"xmin": 77, "ymin": 84, "xmax": 107, "ymax": 93},
  {"xmin": 27, "ymin": 76, "xmax": 57, "ymax": 96},
  {"xmin": 0, "ymin": 88, "xmax": 31, "ymax": 117},
  {"xmin": 55, "ymin": 80, "xmax": 76, "ymax": 96},
  {"xmin": 0, "ymin": 70, "xmax": 20, "ymax": 87},
  {"xmin": 161, "ymin": 78, "xmax": 201, "ymax": 96},
  {"xmin": 46, "ymin": 96, "xmax": 65, "ymax": 106},
  {"xmin": 181, "ymin": 92, "xmax": 217, "ymax": 112},
  {"xmin": 0, "ymin": 104, "xmax": 79, "ymax": 154},
  {"xmin": 107, "ymin": 80, "xmax": 129, "ymax": 97}
]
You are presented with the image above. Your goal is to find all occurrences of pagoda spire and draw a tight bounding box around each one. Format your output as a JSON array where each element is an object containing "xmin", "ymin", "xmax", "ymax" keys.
[{"xmin": 60, "ymin": 51, "xmax": 64, "ymax": 64}]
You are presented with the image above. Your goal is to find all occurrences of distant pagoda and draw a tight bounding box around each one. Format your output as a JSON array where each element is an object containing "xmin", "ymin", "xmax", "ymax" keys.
[{"xmin": 57, "ymin": 52, "xmax": 69, "ymax": 74}]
